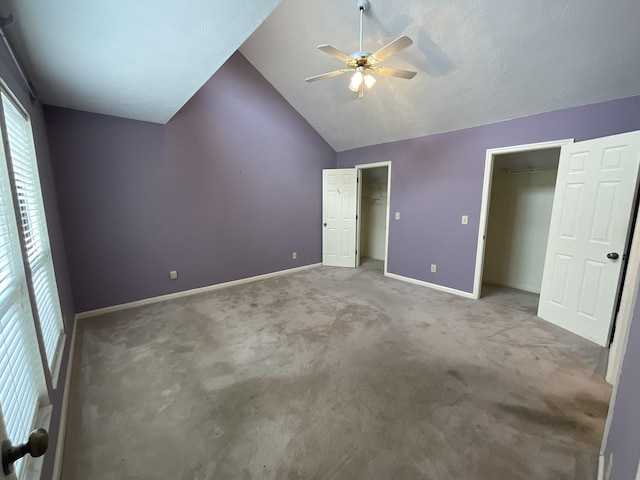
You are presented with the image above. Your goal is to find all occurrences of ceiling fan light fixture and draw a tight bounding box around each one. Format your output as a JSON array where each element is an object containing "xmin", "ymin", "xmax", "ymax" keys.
[
  {"xmin": 349, "ymin": 68, "xmax": 365, "ymax": 92},
  {"xmin": 363, "ymin": 73, "xmax": 376, "ymax": 89}
]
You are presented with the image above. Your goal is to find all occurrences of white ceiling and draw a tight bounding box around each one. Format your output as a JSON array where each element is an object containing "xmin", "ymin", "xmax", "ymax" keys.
[
  {"xmin": 240, "ymin": 0, "xmax": 640, "ymax": 151},
  {"xmin": 0, "ymin": 0, "xmax": 281, "ymax": 123},
  {"xmin": 1, "ymin": 0, "xmax": 639, "ymax": 151}
]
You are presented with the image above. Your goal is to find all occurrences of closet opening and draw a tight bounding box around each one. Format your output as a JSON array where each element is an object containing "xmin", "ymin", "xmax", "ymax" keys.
[
  {"xmin": 356, "ymin": 162, "xmax": 390, "ymax": 275},
  {"xmin": 481, "ymin": 147, "xmax": 561, "ymax": 310}
]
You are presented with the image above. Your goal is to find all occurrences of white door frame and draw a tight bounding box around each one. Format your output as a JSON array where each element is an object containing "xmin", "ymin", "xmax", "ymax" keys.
[
  {"xmin": 355, "ymin": 161, "xmax": 392, "ymax": 275},
  {"xmin": 607, "ymin": 202, "xmax": 640, "ymax": 384},
  {"xmin": 472, "ymin": 139, "xmax": 575, "ymax": 300},
  {"xmin": 600, "ymin": 238, "xmax": 640, "ymax": 470}
]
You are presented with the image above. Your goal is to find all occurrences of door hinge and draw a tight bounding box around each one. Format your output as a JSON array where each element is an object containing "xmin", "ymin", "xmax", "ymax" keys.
[
  {"xmin": 357, "ymin": 177, "xmax": 359, "ymax": 183},
  {"xmin": 355, "ymin": 250, "xmax": 358, "ymax": 255},
  {"xmin": 356, "ymin": 215, "xmax": 358, "ymax": 220}
]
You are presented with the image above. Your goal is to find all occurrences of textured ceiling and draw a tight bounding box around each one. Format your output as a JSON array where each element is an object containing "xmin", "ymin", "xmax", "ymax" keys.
[
  {"xmin": 240, "ymin": 0, "xmax": 640, "ymax": 151},
  {"xmin": 0, "ymin": 0, "xmax": 281, "ymax": 123},
  {"xmin": 1, "ymin": 0, "xmax": 639, "ymax": 149}
]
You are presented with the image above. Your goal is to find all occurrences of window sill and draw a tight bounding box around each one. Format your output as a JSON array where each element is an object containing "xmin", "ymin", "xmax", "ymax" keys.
[{"xmin": 50, "ymin": 333, "xmax": 66, "ymax": 390}]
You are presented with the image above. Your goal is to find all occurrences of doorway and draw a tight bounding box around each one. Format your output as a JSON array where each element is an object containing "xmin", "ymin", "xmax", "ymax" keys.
[
  {"xmin": 321, "ymin": 162, "xmax": 391, "ymax": 271},
  {"xmin": 473, "ymin": 139, "xmax": 574, "ymax": 300},
  {"xmin": 481, "ymin": 147, "xmax": 561, "ymax": 310},
  {"xmin": 356, "ymin": 161, "xmax": 391, "ymax": 275},
  {"xmin": 475, "ymin": 133, "xmax": 640, "ymax": 349}
]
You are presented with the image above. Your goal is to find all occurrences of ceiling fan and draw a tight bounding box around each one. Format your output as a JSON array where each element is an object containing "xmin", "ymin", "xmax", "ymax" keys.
[{"xmin": 305, "ymin": 0, "xmax": 417, "ymax": 99}]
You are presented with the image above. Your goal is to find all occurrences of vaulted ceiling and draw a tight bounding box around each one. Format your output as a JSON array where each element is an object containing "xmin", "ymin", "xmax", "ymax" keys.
[
  {"xmin": 2, "ymin": 0, "xmax": 640, "ymax": 152},
  {"xmin": 241, "ymin": 0, "xmax": 640, "ymax": 151},
  {"xmin": 0, "ymin": 0, "xmax": 281, "ymax": 123}
]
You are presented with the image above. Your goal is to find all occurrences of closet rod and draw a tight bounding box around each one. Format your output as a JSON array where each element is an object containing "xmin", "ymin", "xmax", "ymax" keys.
[{"xmin": 505, "ymin": 167, "xmax": 557, "ymax": 175}]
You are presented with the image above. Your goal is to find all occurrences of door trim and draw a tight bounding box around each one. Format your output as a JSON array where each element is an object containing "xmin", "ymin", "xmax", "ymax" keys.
[
  {"xmin": 472, "ymin": 139, "xmax": 575, "ymax": 299},
  {"xmin": 607, "ymin": 200, "xmax": 640, "ymax": 383},
  {"xmin": 355, "ymin": 161, "xmax": 392, "ymax": 275}
]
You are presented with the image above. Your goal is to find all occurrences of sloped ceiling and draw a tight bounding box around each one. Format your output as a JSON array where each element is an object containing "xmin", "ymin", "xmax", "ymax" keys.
[
  {"xmin": 0, "ymin": 0, "xmax": 282, "ymax": 123},
  {"xmin": 1, "ymin": 0, "xmax": 639, "ymax": 151},
  {"xmin": 240, "ymin": 0, "xmax": 640, "ymax": 151}
]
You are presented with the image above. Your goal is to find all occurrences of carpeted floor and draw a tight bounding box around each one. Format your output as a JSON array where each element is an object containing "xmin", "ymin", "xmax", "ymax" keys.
[
  {"xmin": 481, "ymin": 283, "xmax": 540, "ymax": 316},
  {"xmin": 62, "ymin": 264, "xmax": 611, "ymax": 479}
]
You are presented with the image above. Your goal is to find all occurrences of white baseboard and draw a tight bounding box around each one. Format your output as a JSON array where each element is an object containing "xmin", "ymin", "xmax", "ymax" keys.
[
  {"xmin": 77, "ymin": 263, "xmax": 322, "ymax": 320},
  {"xmin": 385, "ymin": 272, "xmax": 475, "ymax": 299},
  {"xmin": 52, "ymin": 313, "xmax": 79, "ymax": 480},
  {"xmin": 597, "ymin": 454, "xmax": 604, "ymax": 480}
]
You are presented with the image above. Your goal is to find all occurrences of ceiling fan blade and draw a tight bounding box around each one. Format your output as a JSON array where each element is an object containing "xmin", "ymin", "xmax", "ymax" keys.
[
  {"xmin": 317, "ymin": 45, "xmax": 353, "ymax": 63},
  {"xmin": 369, "ymin": 36, "xmax": 413, "ymax": 64},
  {"xmin": 372, "ymin": 67, "xmax": 417, "ymax": 79},
  {"xmin": 305, "ymin": 69, "xmax": 350, "ymax": 83}
]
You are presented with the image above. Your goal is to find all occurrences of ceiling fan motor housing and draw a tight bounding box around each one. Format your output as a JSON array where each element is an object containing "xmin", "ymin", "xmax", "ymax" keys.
[
  {"xmin": 349, "ymin": 51, "xmax": 373, "ymax": 69},
  {"xmin": 356, "ymin": 0, "xmax": 370, "ymax": 12}
]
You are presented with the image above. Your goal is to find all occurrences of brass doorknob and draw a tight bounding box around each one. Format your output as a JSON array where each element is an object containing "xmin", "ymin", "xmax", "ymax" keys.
[{"xmin": 2, "ymin": 428, "xmax": 49, "ymax": 474}]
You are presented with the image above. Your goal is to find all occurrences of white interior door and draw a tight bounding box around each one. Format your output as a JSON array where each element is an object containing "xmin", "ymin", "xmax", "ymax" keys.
[
  {"xmin": 322, "ymin": 169, "xmax": 357, "ymax": 267},
  {"xmin": 0, "ymin": 411, "xmax": 18, "ymax": 480},
  {"xmin": 538, "ymin": 131, "xmax": 640, "ymax": 346}
]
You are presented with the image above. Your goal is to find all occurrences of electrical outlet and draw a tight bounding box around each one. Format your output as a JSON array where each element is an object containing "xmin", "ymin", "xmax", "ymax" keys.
[
  {"xmin": 395, "ymin": 212, "xmax": 400, "ymax": 220},
  {"xmin": 292, "ymin": 252, "xmax": 297, "ymax": 259},
  {"xmin": 462, "ymin": 215, "xmax": 468, "ymax": 225},
  {"xmin": 431, "ymin": 264, "xmax": 437, "ymax": 273},
  {"xmin": 169, "ymin": 270, "xmax": 178, "ymax": 280}
]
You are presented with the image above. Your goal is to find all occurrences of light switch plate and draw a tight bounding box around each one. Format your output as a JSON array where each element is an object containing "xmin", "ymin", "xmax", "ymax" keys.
[
  {"xmin": 431, "ymin": 264, "xmax": 437, "ymax": 273},
  {"xmin": 169, "ymin": 270, "xmax": 178, "ymax": 280},
  {"xmin": 395, "ymin": 212, "xmax": 400, "ymax": 220},
  {"xmin": 462, "ymin": 215, "xmax": 468, "ymax": 225}
]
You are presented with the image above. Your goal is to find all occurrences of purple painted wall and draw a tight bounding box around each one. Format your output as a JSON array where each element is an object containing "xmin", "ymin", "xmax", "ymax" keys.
[
  {"xmin": 604, "ymin": 276, "xmax": 640, "ymax": 479},
  {"xmin": 0, "ymin": 41, "xmax": 75, "ymax": 479},
  {"xmin": 338, "ymin": 95, "xmax": 640, "ymax": 293},
  {"xmin": 46, "ymin": 52, "xmax": 336, "ymax": 312},
  {"xmin": 44, "ymin": 110, "xmax": 169, "ymax": 312}
]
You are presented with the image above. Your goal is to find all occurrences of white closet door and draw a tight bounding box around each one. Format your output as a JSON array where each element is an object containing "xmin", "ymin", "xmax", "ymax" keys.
[
  {"xmin": 322, "ymin": 169, "xmax": 357, "ymax": 267},
  {"xmin": 538, "ymin": 131, "xmax": 640, "ymax": 346}
]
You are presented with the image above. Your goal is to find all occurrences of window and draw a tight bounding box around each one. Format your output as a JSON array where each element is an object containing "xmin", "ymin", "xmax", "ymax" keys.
[
  {"xmin": 0, "ymin": 112, "xmax": 47, "ymax": 477},
  {"xmin": 0, "ymin": 87, "xmax": 64, "ymax": 478},
  {"xmin": 1, "ymin": 92, "xmax": 65, "ymax": 369}
]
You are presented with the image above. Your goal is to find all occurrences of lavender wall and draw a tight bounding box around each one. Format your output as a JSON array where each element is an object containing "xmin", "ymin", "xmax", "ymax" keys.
[
  {"xmin": 338, "ymin": 95, "xmax": 640, "ymax": 293},
  {"xmin": 0, "ymin": 41, "xmax": 75, "ymax": 479},
  {"xmin": 46, "ymin": 52, "xmax": 336, "ymax": 312},
  {"xmin": 45, "ymin": 110, "xmax": 169, "ymax": 311},
  {"xmin": 604, "ymin": 276, "xmax": 640, "ymax": 479}
]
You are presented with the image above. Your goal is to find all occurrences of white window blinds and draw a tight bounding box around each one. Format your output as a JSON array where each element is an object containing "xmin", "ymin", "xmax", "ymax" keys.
[
  {"xmin": 2, "ymin": 93, "xmax": 64, "ymax": 368},
  {"xmin": 0, "ymin": 118, "xmax": 46, "ymax": 477}
]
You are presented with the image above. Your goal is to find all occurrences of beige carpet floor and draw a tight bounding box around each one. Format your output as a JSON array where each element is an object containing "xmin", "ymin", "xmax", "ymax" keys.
[{"xmin": 62, "ymin": 264, "xmax": 611, "ymax": 479}]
